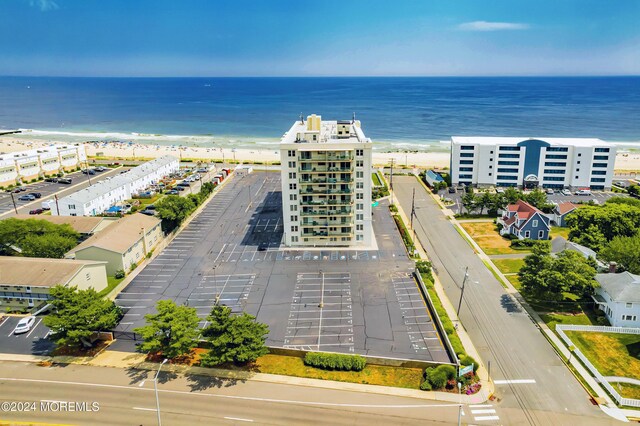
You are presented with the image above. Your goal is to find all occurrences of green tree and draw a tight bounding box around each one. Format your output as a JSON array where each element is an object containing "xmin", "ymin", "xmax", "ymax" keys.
[
  {"xmin": 628, "ymin": 185, "xmax": 640, "ymax": 197},
  {"xmin": 133, "ymin": 300, "xmax": 200, "ymax": 359},
  {"xmin": 503, "ymin": 187, "xmax": 521, "ymax": 204},
  {"xmin": 199, "ymin": 305, "xmax": 270, "ymax": 366},
  {"xmin": 461, "ymin": 192, "xmax": 477, "ymax": 214},
  {"xmin": 21, "ymin": 234, "xmax": 78, "ymax": 258},
  {"xmin": 518, "ymin": 244, "xmax": 598, "ymax": 302},
  {"xmin": 523, "ymin": 189, "xmax": 547, "ymax": 209},
  {"xmin": 0, "ymin": 218, "xmax": 79, "ymax": 258},
  {"xmin": 477, "ymin": 191, "xmax": 494, "ymax": 215},
  {"xmin": 44, "ymin": 286, "xmax": 121, "ymax": 349},
  {"xmin": 518, "ymin": 244, "xmax": 563, "ymax": 302},
  {"xmin": 567, "ymin": 203, "xmax": 640, "ymax": 250},
  {"xmin": 154, "ymin": 195, "xmax": 196, "ymax": 231},
  {"xmin": 571, "ymin": 224, "xmax": 608, "ymax": 253},
  {"xmin": 600, "ymin": 235, "xmax": 640, "ymax": 274}
]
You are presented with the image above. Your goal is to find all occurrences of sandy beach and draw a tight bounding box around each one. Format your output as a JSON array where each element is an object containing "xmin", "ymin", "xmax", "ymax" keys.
[{"xmin": 1, "ymin": 137, "xmax": 639, "ymax": 172}]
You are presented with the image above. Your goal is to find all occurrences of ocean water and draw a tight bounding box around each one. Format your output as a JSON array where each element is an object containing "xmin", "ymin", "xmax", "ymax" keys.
[{"xmin": 0, "ymin": 76, "xmax": 639, "ymax": 151}]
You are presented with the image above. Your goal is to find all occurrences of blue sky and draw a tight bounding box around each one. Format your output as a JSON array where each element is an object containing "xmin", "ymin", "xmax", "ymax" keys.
[{"xmin": 0, "ymin": 0, "xmax": 638, "ymax": 76}]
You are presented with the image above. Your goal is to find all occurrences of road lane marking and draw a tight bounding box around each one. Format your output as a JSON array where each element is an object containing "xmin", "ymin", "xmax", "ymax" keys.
[
  {"xmin": 474, "ymin": 415, "xmax": 500, "ymax": 421},
  {"xmin": 471, "ymin": 409, "xmax": 496, "ymax": 414},
  {"xmin": 493, "ymin": 379, "xmax": 536, "ymax": 384},
  {"xmin": 224, "ymin": 417, "xmax": 253, "ymax": 422},
  {"xmin": 133, "ymin": 407, "xmax": 157, "ymax": 411},
  {"xmin": 25, "ymin": 318, "xmax": 42, "ymax": 338}
]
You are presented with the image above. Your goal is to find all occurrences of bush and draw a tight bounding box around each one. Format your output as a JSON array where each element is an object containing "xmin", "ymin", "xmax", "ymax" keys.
[
  {"xmin": 419, "ymin": 380, "xmax": 432, "ymax": 391},
  {"xmin": 303, "ymin": 352, "xmax": 366, "ymax": 371},
  {"xmin": 423, "ymin": 365, "xmax": 457, "ymax": 390},
  {"xmin": 114, "ymin": 269, "xmax": 125, "ymax": 279},
  {"xmin": 459, "ymin": 354, "xmax": 479, "ymax": 373},
  {"xmin": 389, "ymin": 204, "xmax": 398, "ymax": 213}
]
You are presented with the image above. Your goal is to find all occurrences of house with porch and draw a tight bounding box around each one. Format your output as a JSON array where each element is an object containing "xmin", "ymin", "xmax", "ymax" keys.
[
  {"xmin": 593, "ymin": 272, "xmax": 640, "ymax": 328},
  {"xmin": 498, "ymin": 200, "xmax": 550, "ymax": 240}
]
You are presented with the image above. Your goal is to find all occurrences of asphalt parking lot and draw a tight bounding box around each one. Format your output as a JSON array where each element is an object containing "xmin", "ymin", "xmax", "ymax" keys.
[
  {"xmin": 113, "ymin": 171, "xmax": 451, "ymax": 362},
  {"xmin": 0, "ymin": 167, "xmax": 126, "ymax": 217},
  {"xmin": 0, "ymin": 315, "xmax": 53, "ymax": 355}
]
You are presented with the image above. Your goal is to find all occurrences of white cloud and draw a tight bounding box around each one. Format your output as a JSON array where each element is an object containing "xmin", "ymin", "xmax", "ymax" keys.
[
  {"xmin": 27, "ymin": 0, "xmax": 59, "ymax": 11},
  {"xmin": 457, "ymin": 21, "xmax": 529, "ymax": 32}
]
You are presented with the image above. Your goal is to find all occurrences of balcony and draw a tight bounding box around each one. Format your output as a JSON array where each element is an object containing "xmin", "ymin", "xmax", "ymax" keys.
[
  {"xmin": 301, "ymin": 220, "xmax": 329, "ymax": 227},
  {"xmin": 300, "ymin": 209, "xmax": 353, "ymax": 216},
  {"xmin": 299, "ymin": 167, "xmax": 353, "ymax": 173},
  {"xmin": 299, "ymin": 154, "xmax": 353, "ymax": 162},
  {"xmin": 327, "ymin": 199, "xmax": 353, "ymax": 205},
  {"xmin": 299, "ymin": 177, "xmax": 354, "ymax": 184}
]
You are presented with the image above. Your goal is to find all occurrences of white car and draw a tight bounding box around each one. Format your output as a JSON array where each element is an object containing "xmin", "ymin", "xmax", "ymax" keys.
[
  {"xmin": 561, "ymin": 189, "xmax": 572, "ymax": 196},
  {"xmin": 13, "ymin": 316, "xmax": 36, "ymax": 334},
  {"xmin": 546, "ymin": 188, "xmax": 554, "ymax": 195},
  {"xmin": 576, "ymin": 189, "xmax": 592, "ymax": 196},
  {"xmin": 496, "ymin": 188, "xmax": 505, "ymax": 194}
]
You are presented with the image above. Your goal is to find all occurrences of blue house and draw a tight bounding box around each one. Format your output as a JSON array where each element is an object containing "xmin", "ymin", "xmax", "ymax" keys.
[
  {"xmin": 498, "ymin": 200, "xmax": 550, "ymax": 240},
  {"xmin": 424, "ymin": 170, "xmax": 444, "ymax": 188}
]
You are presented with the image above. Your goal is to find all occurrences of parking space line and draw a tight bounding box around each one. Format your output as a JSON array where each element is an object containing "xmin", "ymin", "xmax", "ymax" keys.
[{"xmin": 25, "ymin": 319, "xmax": 42, "ymax": 338}]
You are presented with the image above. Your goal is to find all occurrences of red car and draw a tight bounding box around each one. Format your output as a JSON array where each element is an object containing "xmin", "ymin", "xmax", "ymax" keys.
[{"xmin": 29, "ymin": 208, "xmax": 43, "ymax": 215}]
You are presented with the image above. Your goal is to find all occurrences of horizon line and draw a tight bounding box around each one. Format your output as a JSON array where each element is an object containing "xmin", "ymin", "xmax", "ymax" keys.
[{"xmin": 1, "ymin": 74, "xmax": 639, "ymax": 79}]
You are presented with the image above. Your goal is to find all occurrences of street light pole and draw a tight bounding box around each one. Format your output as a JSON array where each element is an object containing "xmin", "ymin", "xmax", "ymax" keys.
[
  {"xmin": 213, "ymin": 265, "xmax": 219, "ymax": 305},
  {"xmin": 456, "ymin": 267, "xmax": 470, "ymax": 318},
  {"xmin": 457, "ymin": 381, "xmax": 462, "ymax": 426},
  {"xmin": 9, "ymin": 192, "xmax": 18, "ymax": 215},
  {"xmin": 154, "ymin": 359, "xmax": 168, "ymax": 426}
]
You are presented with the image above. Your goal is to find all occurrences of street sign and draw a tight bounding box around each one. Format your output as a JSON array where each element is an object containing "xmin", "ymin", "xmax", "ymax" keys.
[{"xmin": 459, "ymin": 364, "xmax": 474, "ymax": 376}]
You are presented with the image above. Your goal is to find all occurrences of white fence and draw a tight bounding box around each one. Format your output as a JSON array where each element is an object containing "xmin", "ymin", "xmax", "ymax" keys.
[{"xmin": 556, "ymin": 324, "xmax": 640, "ymax": 408}]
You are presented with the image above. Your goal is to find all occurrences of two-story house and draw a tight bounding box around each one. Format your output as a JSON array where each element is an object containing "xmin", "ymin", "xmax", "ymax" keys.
[
  {"xmin": 593, "ymin": 272, "xmax": 640, "ymax": 328},
  {"xmin": 498, "ymin": 200, "xmax": 550, "ymax": 240}
]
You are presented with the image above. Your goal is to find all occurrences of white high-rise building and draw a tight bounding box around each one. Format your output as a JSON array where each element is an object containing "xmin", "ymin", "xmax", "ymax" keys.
[
  {"xmin": 280, "ymin": 114, "xmax": 373, "ymax": 247},
  {"xmin": 450, "ymin": 137, "xmax": 616, "ymax": 190}
]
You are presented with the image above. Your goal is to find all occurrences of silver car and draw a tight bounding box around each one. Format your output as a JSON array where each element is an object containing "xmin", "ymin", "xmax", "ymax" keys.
[{"xmin": 14, "ymin": 316, "xmax": 36, "ymax": 334}]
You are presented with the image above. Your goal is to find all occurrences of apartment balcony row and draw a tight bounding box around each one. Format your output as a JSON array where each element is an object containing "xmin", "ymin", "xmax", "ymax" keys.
[
  {"xmin": 298, "ymin": 154, "xmax": 353, "ymax": 162},
  {"xmin": 301, "ymin": 219, "xmax": 354, "ymax": 227},
  {"xmin": 301, "ymin": 231, "xmax": 354, "ymax": 238},
  {"xmin": 299, "ymin": 177, "xmax": 353, "ymax": 184},
  {"xmin": 298, "ymin": 166, "xmax": 353, "ymax": 173},
  {"xmin": 300, "ymin": 209, "xmax": 353, "ymax": 216},
  {"xmin": 300, "ymin": 187, "xmax": 353, "ymax": 195},
  {"xmin": 299, "ymin": 199, "xmax": 353, "ymax": 206}
]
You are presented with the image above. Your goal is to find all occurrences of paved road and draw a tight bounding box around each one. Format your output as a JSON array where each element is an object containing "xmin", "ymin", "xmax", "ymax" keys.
[
  {"xmin": 393, "ymin": 176, "xmax": 615, "ymax": 426},
  {"xmin": 0, "ymin": 361, "xmax": 468, "ymax": 425},
  {"xmin": 0, "ymin": 166, "xmax": 126, "ymax": 218}
]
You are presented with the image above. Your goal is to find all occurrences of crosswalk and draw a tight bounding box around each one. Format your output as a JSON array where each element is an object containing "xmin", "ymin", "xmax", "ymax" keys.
[{"xmin": 467, "ymin": 404, "xmax": 500, "ymax": 423}]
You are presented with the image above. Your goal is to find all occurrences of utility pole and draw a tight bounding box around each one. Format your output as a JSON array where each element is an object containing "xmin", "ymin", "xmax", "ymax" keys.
[
  {"xmin": 456, "ymin": 267, "xmax": 470, "ymax": 317},
  {"xmin": 389, "ymin": 159, "xmax": 395, "ymax": 205},
  {"xmin": 54, "ymin": 194, "xmax": 60, "ymax": 216},
  {"xmin": 410, "ymin": 188, "xmax": 416, "ymax": 230},
  {"xmin": 9, "ymin": 192, "xmax": 18, "ymax": 215}
]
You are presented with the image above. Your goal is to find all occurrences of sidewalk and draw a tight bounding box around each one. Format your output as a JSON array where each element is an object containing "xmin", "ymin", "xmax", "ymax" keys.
[{"xmin": 0, "ymin": 349, "xmax": 489, "ymax": 405}]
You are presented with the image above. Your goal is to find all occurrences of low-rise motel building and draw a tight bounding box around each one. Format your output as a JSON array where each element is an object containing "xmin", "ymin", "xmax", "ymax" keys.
[
  {"xmin": 450, "ymin": 137, "xmax": 616, "ymax": 190},
  {"xmin": 0, "ymin": 144, "xmax": 87, "ymax": 188},
  {"xmin": 65, "ymin": 213, "xmax": 162, "ymax": 275},
  {"xmin": 280, "ymin": 114, "xmax": 373, "ymax": 247},
  {"xmin": 53, "ymin": 155, "xmax": 178, "ymax": 216},
  {"xmin": 0, "ymin": 257, "xmax": 108, "ymax": 312}
]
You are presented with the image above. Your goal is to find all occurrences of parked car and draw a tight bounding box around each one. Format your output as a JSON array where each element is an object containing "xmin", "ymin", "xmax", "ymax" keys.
[
  {"xmin": 576, "ymin": 189, "xmax": 592, "ymax": 196},
  {"xmin": 94, "ymin": 166, "xmax": 106, "ymax": 172},
  {"xmin": 546, "ymin": 188, "xmax": 554, "ymax": 195},
  {"xmin": 82, "ymin": 169, "xmax": 96, "ymax": 175},
  {"xmin": 448, "ymin": 187, "xmax": 456, "ymax": 194},
  {"xmin": 496, "ymin": 188, "xmax": 505, "ymax": 194},
  {"xmin": 561, "ymin": 189, "xmax": 572, "ymax": 196},
  {"xmin": 29, "ymin": 208, "xmax": 43, "ymax": 215},
  {"xmin": 18, "ymin": 194, "xmax": 36, "ymax": 201},
  {"xmin": 13, "ymin": 316, "xmax": 36, "ymax": 335},
  {"xmin": 175, "ymin": 186, "xmax": 186, "ymax": 191},
  {"xmin": 258, "ymin": 242, "xmax": 268, "ymax": 251},
  {"xmin": 146, "ymin": 204, "xmax": 156, "ymax": 210},
  {"xmin": 177, "ymin": 182, "xmax": 190, "ymax": 187},
  {"xmin": 166, "ymin": 189, "xmax": 179, "ymax": 195},
  {"xmin": 140, "ymin": 209, "xmax": 156, "ymax": 216},
  {"xmin": 41, "ymin": 200, "xmax": 53, "ymax": 210},
  {"xmin": 44, "ymin": 177, "xmax": 58, "ymax": 183},
  {"xmin": 11, "ymin": 187, "xmax": 25, "ymax": 193},
  {"xmin": 58, "ymin": 178, "xmax": 72, "ymax": 184},
  {"xmin": 28, "ymin": 192, "xmax": 42, "ymax": 199}
]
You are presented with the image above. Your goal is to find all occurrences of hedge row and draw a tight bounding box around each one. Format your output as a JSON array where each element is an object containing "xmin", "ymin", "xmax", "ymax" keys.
[{"xmin": 303, "ymin": 352, "xmax": 366, "ymax": 372}]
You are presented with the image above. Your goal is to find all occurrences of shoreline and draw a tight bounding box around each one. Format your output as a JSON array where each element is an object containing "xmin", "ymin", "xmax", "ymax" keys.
[{"xmin": 1, "ymin": 136, "xmax": 640, "ymax": 171}]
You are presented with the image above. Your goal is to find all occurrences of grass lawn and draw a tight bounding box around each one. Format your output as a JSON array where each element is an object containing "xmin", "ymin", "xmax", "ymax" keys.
[
  {"xmin": 255, "ymin": 355, "xmax": 424, "ymax": 389},
  {"xmin": 98, "ymin": 276, "xmax": 125, "ymax": 298},
  {"xmin": 616, "ymin": 383, "xmax": 640, "ymax": 400},
  {"xmin": 540, "ymin": 312, "xmax": 596, "ymax": 330},
  {"xmin": 564, "ymin": 331, "xmax": 640, "ymax": 379},
  {"xmin": 550, "ymin": 226, "xmax": 570, "ymax": 240},
  {"xmin": 492, "ymin": 258, "xmax": 525, "ymax": 275},
  {"xmin": 507, "ymin": 275, "xmax": 521, "ymax": 290},
  {"xmin": 460, "ymin": 222, "xmax": 526, "ymax": 255},
  {"xmin": 372, "ymin": 172, "xmax": 383, "ymax": 187}
]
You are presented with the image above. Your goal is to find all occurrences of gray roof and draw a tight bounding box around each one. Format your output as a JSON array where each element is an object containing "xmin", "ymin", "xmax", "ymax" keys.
[
  {"xmin": 551, "ymin": 236, "xmax": 597, "ymax": 259},
  {"xmin": 596, "ymin": 272, "xmax": 640, "ymax": 303}
]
